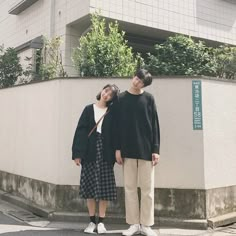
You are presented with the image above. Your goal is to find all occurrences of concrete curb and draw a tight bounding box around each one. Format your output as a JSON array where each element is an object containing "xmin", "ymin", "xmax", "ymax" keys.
[
  {"xmin": 49, "ymin": 211, "xmax": 126, "ymax": 224},
  {"xmin": 3, "ymin": 190, "xmax": 234, "ymax": 230},
  {"xmin": 0, "ymin": 190, "xmax": 53, "ymax": 218},
  {"xmin": 208, "ymin": 212, "xmax": 236, "ymax": 228},
  {"xmin": 156, "ymin": 217, "xmax": 208, "ymax": 230},
  {"xmin": 48, "ymin": 212, "xmax": 209, "ymax": 230}
]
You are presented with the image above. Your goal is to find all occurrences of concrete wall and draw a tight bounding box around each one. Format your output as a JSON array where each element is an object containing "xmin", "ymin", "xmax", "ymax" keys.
[
  {"xmin": 0, "ymin": 77, "xmax": 236, "ymax": 220},
  {"xmin": 0, "ymin": 78, "xmax": 206, "ymax": 189},
  {"xmin": 0, "ymin": 80, "xmax": 61, "ymax": 184},
  {"xmin": 149, "ymin": 79, "xmax": 205, "ymax": 189},
  {"xmin": 202, "ymin": 80, "xmax": 236, "ymax": 189}
]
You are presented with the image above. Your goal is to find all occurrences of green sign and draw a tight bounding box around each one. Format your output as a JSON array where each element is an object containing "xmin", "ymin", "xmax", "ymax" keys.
[{"xmin": 192, "ymin": 80, "xmax": 203, "ymax": 130}]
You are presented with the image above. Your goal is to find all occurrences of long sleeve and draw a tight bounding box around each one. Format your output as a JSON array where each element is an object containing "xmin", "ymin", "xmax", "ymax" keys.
[
  {"xmin": 152, "ymin": 98, "xmax": 160, "ymax": 154},
  {"xmin": 72, "ymin": 106, "xmax": 89, "ymax": 160},
  {"xmin": 112, "ymin": 99, "xmax": 121, "ymax": 150}
]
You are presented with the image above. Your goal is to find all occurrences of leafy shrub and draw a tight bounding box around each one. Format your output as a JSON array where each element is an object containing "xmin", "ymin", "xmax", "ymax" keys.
[
  {"xmin": 72, "ymin": 13, "xmax": 141, "ymax": 77},
  {"xmin": 146, "ymin": 35, "xmax": 216, "ymax": 77},
  {"xmin": 0, "ymin": 46, "xmax": 23, "ymax": 88}
]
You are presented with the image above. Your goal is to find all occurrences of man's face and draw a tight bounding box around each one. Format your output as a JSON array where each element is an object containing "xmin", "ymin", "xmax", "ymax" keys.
[{"xmin": 132, "ymin": 76, "xmax": 144, "ymax": 89}]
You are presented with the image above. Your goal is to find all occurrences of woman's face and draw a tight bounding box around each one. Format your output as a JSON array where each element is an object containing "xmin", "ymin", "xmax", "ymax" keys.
[{"xmin": 100, "ymin": 87, "xmax": 114, "ymax": 102}]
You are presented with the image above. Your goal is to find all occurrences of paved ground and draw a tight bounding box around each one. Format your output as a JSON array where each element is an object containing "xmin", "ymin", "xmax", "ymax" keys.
[{"xmin": 0, "ymin": 199, "xmax": 236, "ymax": 236}]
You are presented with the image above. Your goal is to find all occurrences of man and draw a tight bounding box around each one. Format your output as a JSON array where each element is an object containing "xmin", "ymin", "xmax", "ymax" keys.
[{"xmin": 115, "ymin": 69, "xmax": 160, "ymax": 236}]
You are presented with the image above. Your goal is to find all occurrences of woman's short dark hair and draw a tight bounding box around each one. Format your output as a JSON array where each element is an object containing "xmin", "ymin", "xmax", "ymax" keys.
[
  {"xmin": 96, "ymin": 84, "xmax": 120, "ymax": 106},
  {"xmin": 135, "ymin": 69, "xmax": 152, "ymax": 87}
]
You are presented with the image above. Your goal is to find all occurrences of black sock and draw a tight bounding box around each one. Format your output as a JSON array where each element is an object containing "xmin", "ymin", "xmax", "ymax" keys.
[
  {"xmin": 90, "ymin": 216, "xmax": 96, "ymax": 224},
  {"xmin": 98, "ymin": 217, "xmax": 104, "ymax": 223}
]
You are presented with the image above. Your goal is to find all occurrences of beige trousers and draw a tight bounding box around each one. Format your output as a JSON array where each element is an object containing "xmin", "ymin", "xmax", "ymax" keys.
[{"xmin": 123, "ymin": 158, "xmax": 154, "ymax": 226}]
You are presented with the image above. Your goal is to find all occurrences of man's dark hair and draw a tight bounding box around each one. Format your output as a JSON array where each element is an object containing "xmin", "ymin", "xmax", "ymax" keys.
[{"xmin": 135, "ymin": 69, "xmax": 152, "ymax": 87}]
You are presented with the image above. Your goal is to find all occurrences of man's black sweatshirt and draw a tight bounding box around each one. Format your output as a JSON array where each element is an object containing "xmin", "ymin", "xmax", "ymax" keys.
[{"xmin": 114, "ymin": 90, "xmax": 160, "ymax": 161}]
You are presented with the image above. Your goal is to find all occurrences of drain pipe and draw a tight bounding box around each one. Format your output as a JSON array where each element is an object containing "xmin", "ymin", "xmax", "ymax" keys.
[{"xmin": 50, "ymin": 0, "xmax": 56, "ymax": 37}]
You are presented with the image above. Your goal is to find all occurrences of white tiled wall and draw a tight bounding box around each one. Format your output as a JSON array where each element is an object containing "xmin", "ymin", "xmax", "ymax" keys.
[
  {"xmin": 0, "ymin": 0, "xmax": 236, "ymax": 76},
  {"xmin": 89, "ymin": 0, "xmax": 236, "ymax": 45},
  {"xmin": 0, "ymin": 0, "xmax": 51, "ymax": 48}
]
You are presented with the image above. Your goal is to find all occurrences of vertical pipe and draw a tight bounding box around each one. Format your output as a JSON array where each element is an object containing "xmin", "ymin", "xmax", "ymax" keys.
[{"xmin": 50, "ymin": 0, "xmax": 55, "ymax": 37}]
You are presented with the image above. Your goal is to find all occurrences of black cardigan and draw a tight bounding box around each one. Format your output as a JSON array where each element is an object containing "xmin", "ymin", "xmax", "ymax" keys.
[{"xmin": 72, "ymin": 104, "xmax": 116, "ymax": 164}]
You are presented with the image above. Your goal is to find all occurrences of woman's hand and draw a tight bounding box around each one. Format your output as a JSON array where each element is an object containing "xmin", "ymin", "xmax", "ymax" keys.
[{"xmin": 74, "ymin": 158, "xmax": 81, "ymax": 166}]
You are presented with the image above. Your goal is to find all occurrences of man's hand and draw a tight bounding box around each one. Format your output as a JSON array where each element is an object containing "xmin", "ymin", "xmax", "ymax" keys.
[
  {"xmin": 152, "ymin": 153, "xmax": 160, "ymax": 166},
  {"xmin": 115, "ymin": 150, "xmax": 123, "ymax": 165},
  {"xmin": 74, "ymin": 158, "xmax": 81, "ymax": 166}
]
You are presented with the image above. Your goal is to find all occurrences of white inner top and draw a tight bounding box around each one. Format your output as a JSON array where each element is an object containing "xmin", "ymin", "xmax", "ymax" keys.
[{"xmin": 93, "ymin": 104, "xmax": 107, "ymax": 133}]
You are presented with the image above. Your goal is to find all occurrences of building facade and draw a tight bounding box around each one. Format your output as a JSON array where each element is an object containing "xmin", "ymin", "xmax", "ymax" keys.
[{"xmin": 0, "ymin": 0, "xmax": 236, "ymax": 76}]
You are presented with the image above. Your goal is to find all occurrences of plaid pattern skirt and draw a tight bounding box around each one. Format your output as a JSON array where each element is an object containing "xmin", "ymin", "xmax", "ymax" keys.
[{"xmin": 79, "ymin": 132, "xmax": 117, "ymax": 201}]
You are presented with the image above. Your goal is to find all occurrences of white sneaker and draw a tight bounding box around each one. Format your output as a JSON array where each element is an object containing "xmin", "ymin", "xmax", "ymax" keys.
[
  {"xmin": 97, "ymin": 222, "xmax": 107, "ymax": 234},
  {"xmin": 122, "ymin": 224, "xmax": 140, "ymax": 236},
  {"xmin": 140, "ymin": 225, "xmax": 157, "ymax": 236},
  {"xmin": 84, "ymin": 222, "xmax": 96, "ymax": 234}
]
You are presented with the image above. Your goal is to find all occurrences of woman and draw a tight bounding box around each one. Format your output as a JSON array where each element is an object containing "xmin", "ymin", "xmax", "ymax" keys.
[{"xmin": 72, "ymin": 84, "xmax": 119, "ymax": 234}]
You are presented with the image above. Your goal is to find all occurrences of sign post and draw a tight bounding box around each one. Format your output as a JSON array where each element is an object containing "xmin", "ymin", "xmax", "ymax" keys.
[{"xmin": 192, "ymin": 80, "xmax": 203, "ymax": 130}]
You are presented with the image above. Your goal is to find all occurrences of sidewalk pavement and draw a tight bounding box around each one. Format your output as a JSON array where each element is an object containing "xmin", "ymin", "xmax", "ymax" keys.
[{"xmin": 0, "ymin": 196, "xmax": 236, "ymax": 236}]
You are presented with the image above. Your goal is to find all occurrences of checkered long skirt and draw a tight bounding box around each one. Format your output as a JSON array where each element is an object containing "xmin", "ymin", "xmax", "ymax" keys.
[{"xmin": 79, "ymin": 132, "xmax": 117, "ymax": 201}]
